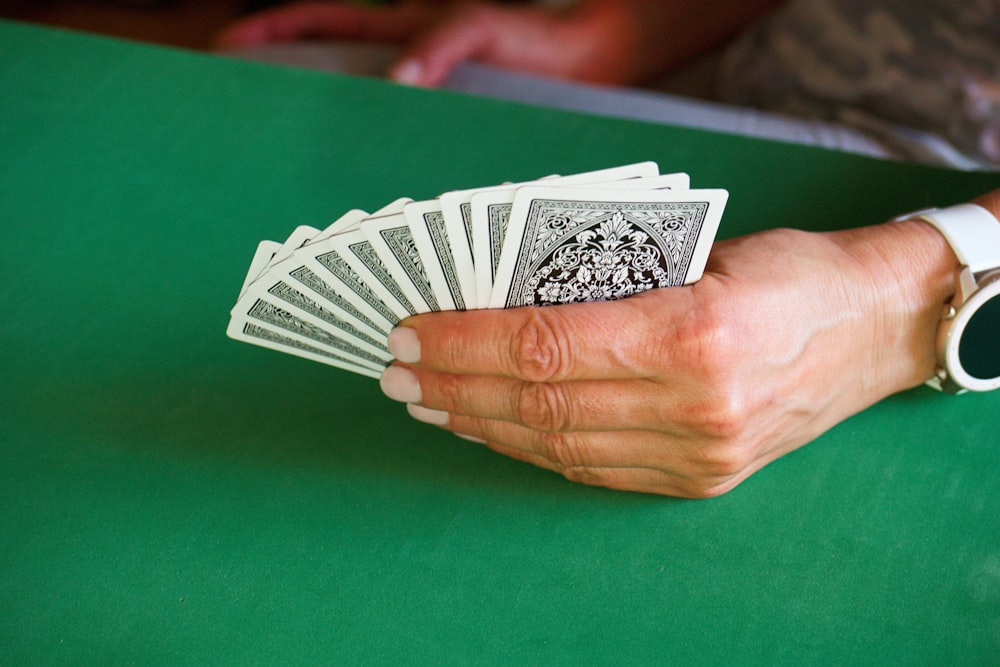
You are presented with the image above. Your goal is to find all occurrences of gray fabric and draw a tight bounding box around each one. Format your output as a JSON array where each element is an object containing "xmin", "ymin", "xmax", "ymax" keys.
[
  {"xmin": 445, "ymin": 59, "xmax": 895, "ymax": 160},
  {"xmin": 719, "ymin": 0, "xmax": 1000, "ymax": 169},
  {"xmin": 232, "ymin": 42, "xmax": 895, "ymax": 162}
]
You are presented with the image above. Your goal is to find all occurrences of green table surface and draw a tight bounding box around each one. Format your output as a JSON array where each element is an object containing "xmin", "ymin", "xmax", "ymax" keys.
[{"xmin": 2, "ymin": 20, "xmax": 999, "ymax": 665}]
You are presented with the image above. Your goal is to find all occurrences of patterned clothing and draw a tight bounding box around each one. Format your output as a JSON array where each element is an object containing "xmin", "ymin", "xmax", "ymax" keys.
[{"xmin": 718, "ymin": 0, "xmax": 1000, "ymax": 168}]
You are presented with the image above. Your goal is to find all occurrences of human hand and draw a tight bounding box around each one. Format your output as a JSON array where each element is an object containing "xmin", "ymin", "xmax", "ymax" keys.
[
  {"xmin": 215, "ymin": 0, "xmax": 665, "ymax": 87},
  {"xmin": 378, "ymin": 221, "xmax": 963, "ymax": 497}
]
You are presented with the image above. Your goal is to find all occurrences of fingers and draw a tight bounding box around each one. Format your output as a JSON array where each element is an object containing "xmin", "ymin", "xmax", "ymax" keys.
[
  {"xmin": 388, "ymin": 5, "xmax": 500, "ymax": 86},
  {"xmin": 386, "ymin": 3, "xmax": 616, "ymax": 86},
  {"xmin": 484, "ymin": 442, "xmax": 700, "ymax": 497},
  {"xmin": 445, "ymin": 418, "xmax": 755, "ymax": 498},
  {"xmin": 215, "ymin": 2, "xmax": 428, "ymax": 50},
  {"xmin": 216, "ymin": 2, "xmax": 505, "ymax": 87},
  {"xmin": 382, "ymin": 365, "xmax": 673, "ymax": 432},
  {"xmin": 214, "ymin": 0, "xmax": 611, "ymax": 87},
  {"xmin": 389, "ymin": 290, "xmax": 694, "ymax": 382}
]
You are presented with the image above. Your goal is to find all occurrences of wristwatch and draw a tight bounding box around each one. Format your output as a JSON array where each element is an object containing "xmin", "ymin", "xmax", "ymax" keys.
[{"xmin": 894, "ymin": 203, "xmax": 1000, "ymax": 393}]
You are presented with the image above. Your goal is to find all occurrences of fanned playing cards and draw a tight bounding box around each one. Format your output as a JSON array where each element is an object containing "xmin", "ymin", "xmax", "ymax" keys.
[{"xmin": 227, "ymin": 162, "xmax": 729, "ymax": 378}]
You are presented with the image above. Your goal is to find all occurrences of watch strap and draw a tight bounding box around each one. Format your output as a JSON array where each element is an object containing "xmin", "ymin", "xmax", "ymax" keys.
[
  {"xmin": 893, "ymin": 203, "xmax": 1000, "ymax": 393},
  {"xmin": 905, "ymin": 204, "xmax": 1000, "ymax": 275}
]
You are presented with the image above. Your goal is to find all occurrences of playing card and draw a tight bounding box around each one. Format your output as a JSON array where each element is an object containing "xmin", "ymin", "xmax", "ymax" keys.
[
  {"xmin": 232, "ymin": 224, "xmax": 320, "ymax": 347},
  {"xmin": 243, "ymin": 272, "xmax": 391, "ymax": 357},
  {"xmin": 362, "ymin": 210, "xmax": 441, "ymax": 314},
  {"xmin": 470, "ymin": 169, "xmax": 683, "ymax": 307},
  {"xmin": 227, "ymin": 318, "xmax": 384, "ymax": 379},
  {"xmin": 287, "ymin": 227, "xmax": 406, "ymax": 335},
  {"xmin": 227, "ymin": 244, "xmax": 386, "ymax": 378},
  {"xmin": 545, "ymin": 162, "xmax": 661, "ymax": 186},
  {"xmin": 307, "ymin": 207, "xmax": 369, "ymax": 245},
  {"xmin": 231, "ymin": 292, "xmax": 389, "ymax": 368},
  {"xmin": 369, "ymin": 197, "xmax": 413, "ymax": 218},
  {"xmin": 228, "ymin": 161, "xmax": 730, "ymax": 381},
  {"xmin": 324, "ymin": 223, "xmax": 419, "ymax": 322},
  {"xmin": 578, "ymin": 173, "xmax": 691, "ymax": 191},
  {"xmin": 313, "ymin": 199, "xmax": 411, "ymax": 245},
  {"xmin": 251, "ymin": 210, "xmax": 396, "ymax": 343},
  {"xmin": 403, "ymin": 199, "xmax": 466, "ymax": 311},
  {"xmin": 267, "ymin": 224, "xmax": 321, "ymax": 268},
  {"xmin": 232, "ymin": 243, "xmax": 390, "ymax": 362},
  {"xmin": 437, "ymin": 174, "xmax": 564, "ymax": 309},
  {"xmin": 488, "ymin": 186, "xmax": 728, "ymax": 309},
  {"xmin": 238, "ymin": 240, "xmax": 280, "ymax": 300},
  {"xmin": 237, "ymin": 224, "xmax": 323, "ymax": 306}
]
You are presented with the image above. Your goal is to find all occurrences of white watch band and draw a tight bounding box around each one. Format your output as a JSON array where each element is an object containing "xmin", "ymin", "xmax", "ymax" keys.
[
  {"xmin": 894, "ymin": 203, "xmax": 1000, "ymax": 393},
  {"xmin": 902, "ymin": 204, "xmax": 1000, "ymax": 275}
]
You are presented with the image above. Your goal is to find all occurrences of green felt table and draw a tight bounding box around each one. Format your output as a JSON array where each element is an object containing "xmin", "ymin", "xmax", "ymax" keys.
[{"xmin": 2, "ymin": 20, "xmax": 999, "ymax": 665}]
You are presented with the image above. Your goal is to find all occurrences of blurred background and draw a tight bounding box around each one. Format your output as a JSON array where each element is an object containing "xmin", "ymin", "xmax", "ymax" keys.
[{"xmin": 0, "ymin": 0, "xmax": 288, "ymax": 49}]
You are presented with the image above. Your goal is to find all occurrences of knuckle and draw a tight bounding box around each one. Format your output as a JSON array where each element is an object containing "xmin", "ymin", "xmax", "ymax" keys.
[
  {"xmin": 680, "ymin": 471, "xmax": 749, "ymax": 499},
  {"xmin": 654, "ymin": 380, "xmax": 753, "ymax": 443},
  {"xmin": 535, "ymin": 431, "xmax": 589, "ymax": 470},
  {"xmin": 514, "ymin": 382, "xmax": 574, "ymax": 432},
  {"xmin": 670, "ymin": 303, "xmax": 741, "ymax": 377},
  {"xmin": 510, "ymin": 309, "xmax": 572, "ymax": 382},
  {"xmin": 696, "ymin": 440, "xmax": 755, "ymax": 479},
  {"xmin": 658, "ymin": 307, "xmax": 757, "ymax": 440},
  {"xmin": 430, "ymin": 372, "xmax": 467, "ymax": 414},
  {"xmin": 698, "ymin": 389, "xmax": 753, "ymax": 441},
  {"xmin": 680, "ymin": 479, "xmax": 734, "ymax": 500},
  {"xmin": 561, "ymin": 465, "xmax": 612, "ymax": 488}
]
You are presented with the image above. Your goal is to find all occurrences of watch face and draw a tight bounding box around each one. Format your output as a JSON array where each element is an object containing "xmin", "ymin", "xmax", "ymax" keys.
[{"xmin": 958, "ymin": 291, "xmax": 1000, "ymax": 380}]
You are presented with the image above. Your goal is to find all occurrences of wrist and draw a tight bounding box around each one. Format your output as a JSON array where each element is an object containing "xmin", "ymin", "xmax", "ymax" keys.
[
  {"xmin": 835, "ymin": 219, "xmax": 959, "ymax": 397},
  {"xmin": 850, "ymin": 192, "xmax": 1000, "ymax": 397},
  {"xmin": 899, "ymin": 202, "xmax": 1000, "ymax": 392}
]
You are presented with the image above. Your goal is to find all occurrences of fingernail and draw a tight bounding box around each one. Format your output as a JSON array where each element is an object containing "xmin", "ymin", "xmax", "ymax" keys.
[
  {"xmin": 379, "ymin": 365, "xmax": 421, "ymax": 403},
  {"xmin": 407, "ymin": 403, "xmax": 449, "ymax": 426},
  {"xmin": 392, "ymin": 59, "xmax": 423, "ymax": 85},
  {"xmin": 455, "ymin": 433, "xmax": 487, "ymax": 444},
  {"xmin": 387, "ymin": 327, "xmax": 420, "ymax": 363}
]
